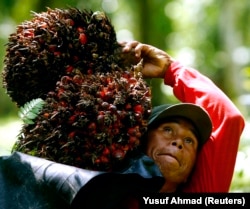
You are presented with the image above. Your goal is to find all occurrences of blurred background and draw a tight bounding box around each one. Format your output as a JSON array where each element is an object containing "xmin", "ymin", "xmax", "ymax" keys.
[{"xmin": 0, "ymin": 0, "xmax": 249, "ymax": 191}]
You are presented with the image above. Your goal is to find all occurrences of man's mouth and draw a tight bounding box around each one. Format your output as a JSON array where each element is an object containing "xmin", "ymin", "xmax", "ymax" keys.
[{"xmin": 156, "ymin": 152, "xmax": 180, "ymax": 165}]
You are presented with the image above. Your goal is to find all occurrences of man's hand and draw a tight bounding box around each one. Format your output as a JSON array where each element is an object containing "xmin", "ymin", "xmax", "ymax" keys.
[{"xmin": 121, "ymin": 41, "xmax": 174, "ymax": 78}]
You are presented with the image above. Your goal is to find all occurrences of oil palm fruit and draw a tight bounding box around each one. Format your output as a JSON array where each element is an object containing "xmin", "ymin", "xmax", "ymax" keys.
[{"xmin": 5, "ymin": 8, "xmax": 152, "ymax": 171}]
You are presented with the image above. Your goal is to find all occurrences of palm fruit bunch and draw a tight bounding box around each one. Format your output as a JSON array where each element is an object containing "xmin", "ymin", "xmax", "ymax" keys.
[
  {"xmin": 3, "ymin": 8, "xmax": 152, "ymax": 171},
  {"xmin": 3, "ymin": 8, "xmax": 122, "ymax": 107}
]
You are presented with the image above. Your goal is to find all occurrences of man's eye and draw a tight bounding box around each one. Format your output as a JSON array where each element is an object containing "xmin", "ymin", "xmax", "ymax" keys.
[
  {"xmin": 184, "ymin": 137, "xmax": 193, "ymax": 144},
  {"xmin": 164, "ymin": 127, "xmax": 173, "ymax": 134}
]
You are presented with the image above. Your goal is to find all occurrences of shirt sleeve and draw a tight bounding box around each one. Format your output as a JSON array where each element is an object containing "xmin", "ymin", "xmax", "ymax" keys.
[{"xmin": 164, "ymin": 61, "xmax": 245, "ymax": 192}]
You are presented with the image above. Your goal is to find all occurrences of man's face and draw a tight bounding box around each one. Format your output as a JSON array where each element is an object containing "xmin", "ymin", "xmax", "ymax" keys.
[{"xmin": 145, "ymin": 117, "xmax": 198, "ymax": 185}]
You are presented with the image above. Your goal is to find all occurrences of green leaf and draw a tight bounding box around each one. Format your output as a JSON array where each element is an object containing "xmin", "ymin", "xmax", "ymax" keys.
[{"xmin": 18, "ymin": 98, "xmax": 45, "ymax": 124}]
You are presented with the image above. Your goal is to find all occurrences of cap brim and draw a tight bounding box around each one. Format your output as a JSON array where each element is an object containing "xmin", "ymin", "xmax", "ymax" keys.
[{"xmin": 148, "ymin": 103, "xmax": 213, "ymax": 146}]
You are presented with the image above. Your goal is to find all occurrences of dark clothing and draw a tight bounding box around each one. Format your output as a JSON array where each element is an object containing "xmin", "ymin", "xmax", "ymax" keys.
[{"xmin": 0, "ymin": 152, "xmax": 163, "ymax": 209}]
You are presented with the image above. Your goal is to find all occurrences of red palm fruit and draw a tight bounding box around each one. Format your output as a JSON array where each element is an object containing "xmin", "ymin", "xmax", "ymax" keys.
[
  {"xmin": 133, "ymin": 104, "xmax": 143, "ymax": 113},
  {"xmin": 68, "ymin": 131, "xmax": 76, "ymax": 139},
  {"xmin": 65, "ymin": 18, "xmax": 75, "ymax": 26},
  {"xmin": 77, "ymin": 27, "xmax": 85, "ymax": 33},
  {"xmin": 95, "ymin": 158, "xmax": 101, "ymax": 164},
  {"xmin": 112, "ymin": 149, "xmax": 125, "ymax": 160},
  {"xmin": 127, "ymin": 127, "xmax": 137, "ymax": 136},
  {"xmin": 79, "ymin": 33, "xmax": 87, "ymax": 45},
  {"xmin": 68, "ymin": 115, "xmax": 77, "ymax": 124},
  {"xmin": 128, "ymin": 136, "xmax": 137, "ymax": 144},
  {"xmin": 100, "ymin": 155, "xmax": 109, "ymax": 164},
  {"xmin": 66, "ymin": 65, "xmax": 74, "ymax": 73},
  {"xmin": 102, "ymin": 147, "xmax": 110, "ymax": 156},
  {"xmin": 88, "ymin": 122, "xmax": 97, "ymax": 131}
]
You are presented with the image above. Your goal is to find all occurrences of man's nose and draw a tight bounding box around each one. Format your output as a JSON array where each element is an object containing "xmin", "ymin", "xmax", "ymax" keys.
[{"xmin": 171, "ymin": 139, "xmax": 183, "ymax": 149}]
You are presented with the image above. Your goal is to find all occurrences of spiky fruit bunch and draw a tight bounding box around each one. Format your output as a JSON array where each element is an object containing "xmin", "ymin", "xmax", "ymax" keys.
[
  {"xmin": 5, "ymin": 8, "xmax": 152, "ymax": 171},
  {"xmin": 15, "ymin": 68, "xmax": 151, "ymax": 171},
  {"xmin": 2, "ymin": 8, "xmax": 118, "ymax": 107}
]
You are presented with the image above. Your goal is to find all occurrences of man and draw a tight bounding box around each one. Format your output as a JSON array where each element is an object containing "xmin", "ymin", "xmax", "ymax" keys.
[
  {"xmin": 0, "ymin": 41, "xmax": 245, "ymax": 209},
  {"xmin": 121, "ymin": 41, "xmax": 245, "ymax": 192},
  {"xmin": 143, "ymin": 103, "xmax": 212, "ymax": 193}
]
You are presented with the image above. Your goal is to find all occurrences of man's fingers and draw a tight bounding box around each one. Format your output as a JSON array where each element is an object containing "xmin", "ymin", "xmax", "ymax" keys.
[{"xmin": 121, "ymin": 41, "xmax": 139, "ymax": 52}]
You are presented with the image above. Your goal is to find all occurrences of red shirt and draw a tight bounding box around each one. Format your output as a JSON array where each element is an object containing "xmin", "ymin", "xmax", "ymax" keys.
[{"xmin": 164, "ymin": 61, "xmax": 245, "ymax": 192}]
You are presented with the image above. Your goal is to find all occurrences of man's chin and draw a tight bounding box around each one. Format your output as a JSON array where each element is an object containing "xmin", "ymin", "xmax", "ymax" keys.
[{"xmin": 154, "ymin": 156, "xmax": 180, "ymax": 174}]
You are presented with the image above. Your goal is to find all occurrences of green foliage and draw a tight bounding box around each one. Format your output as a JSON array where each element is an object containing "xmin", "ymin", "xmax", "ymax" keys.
[{"xmin": 18, "ymin": 98, "xmax": 45, "ymax": 124}]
